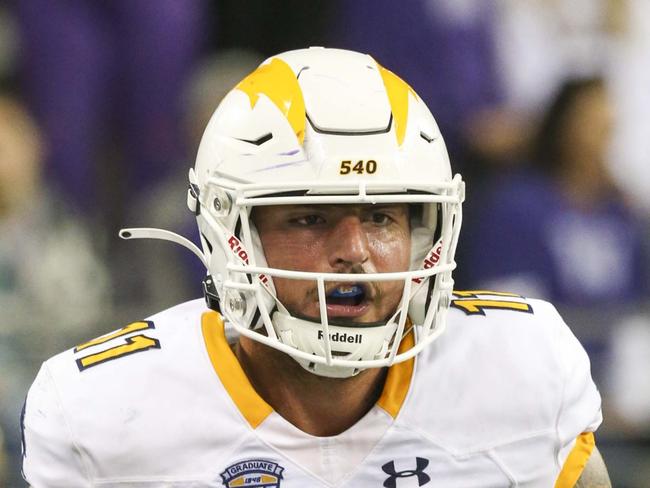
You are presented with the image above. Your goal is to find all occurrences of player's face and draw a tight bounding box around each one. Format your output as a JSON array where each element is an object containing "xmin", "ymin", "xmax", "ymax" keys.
[{"xmin": 253, "ymin": 204, "xmax": 411, "ymax": 325}]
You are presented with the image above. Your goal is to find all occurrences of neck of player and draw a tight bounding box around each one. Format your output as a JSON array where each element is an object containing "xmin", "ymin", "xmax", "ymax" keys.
[{"xmin": 235, "ymin": 335, "xmax": 388, "ymax": 437}]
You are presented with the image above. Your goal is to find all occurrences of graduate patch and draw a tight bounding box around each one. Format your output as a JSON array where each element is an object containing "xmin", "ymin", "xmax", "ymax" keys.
[{"xmin": 220, "ymin": 459, "xmax": 285, "ymax": 487}]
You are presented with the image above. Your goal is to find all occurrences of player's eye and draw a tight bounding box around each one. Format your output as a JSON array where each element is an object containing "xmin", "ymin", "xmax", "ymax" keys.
[
  {"xmin": 291, "ymin": 214, "xmax": 325, "ymax": 226},
  {"xmin": 370, "ymin": 212, "xmax": 392, "ymax": 226}
]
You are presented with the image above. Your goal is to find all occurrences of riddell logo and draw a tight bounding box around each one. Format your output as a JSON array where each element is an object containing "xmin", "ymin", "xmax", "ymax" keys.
[
  {"xmin": 227, "ymin": 235, "xmax": 269, "ymax": 285},
  {"xmin": 412, "ymin": 242, "xmax": 443, "ymax": 284},
  {"xmin": 228, "ymin": 235, "xmax": 249, "ymax": 262},
  {"xmin": 317, "ymin": 330, "xmax": 362, "ymax": 344}
]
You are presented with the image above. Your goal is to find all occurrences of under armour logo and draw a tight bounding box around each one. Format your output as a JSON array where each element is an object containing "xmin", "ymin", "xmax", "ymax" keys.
[{"xmin": 382, "ymin": 457, "xmax": 431, "ymax": 488}]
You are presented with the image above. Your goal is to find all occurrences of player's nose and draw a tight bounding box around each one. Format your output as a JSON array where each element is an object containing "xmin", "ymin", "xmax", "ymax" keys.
[{"xmin": 327, "ymin": 215, "xmax": 370, "ymax": 271}]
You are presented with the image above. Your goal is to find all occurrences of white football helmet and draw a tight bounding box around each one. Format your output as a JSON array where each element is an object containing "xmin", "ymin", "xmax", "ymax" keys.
[{"xmin": 122, "ymin": 47, "xmax": 464, "ymax": 378}]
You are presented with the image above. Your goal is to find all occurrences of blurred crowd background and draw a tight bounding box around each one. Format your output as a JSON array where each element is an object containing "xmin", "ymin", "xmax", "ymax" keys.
[{"xmin": 1, "ymin": 0, "xmax": 649, "ymax": 486}]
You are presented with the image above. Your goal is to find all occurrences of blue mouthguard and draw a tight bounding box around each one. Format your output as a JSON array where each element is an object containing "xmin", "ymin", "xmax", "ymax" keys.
[{"xmin": 328, "ymin": 285, "xmax": 364, "ymax": 298}]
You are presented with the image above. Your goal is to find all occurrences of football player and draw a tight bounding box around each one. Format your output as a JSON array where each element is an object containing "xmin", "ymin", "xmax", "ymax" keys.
[{"xmin": 22, "ymin": 47, "xmax": 610, "ymax": 487}]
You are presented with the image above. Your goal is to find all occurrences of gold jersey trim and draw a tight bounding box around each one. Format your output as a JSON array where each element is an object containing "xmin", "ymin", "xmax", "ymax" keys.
[
  {"xmin": 201, "ymin": 311, "xmax": 273, "ymax": 429},
  {"xmin": 554, "ymin": 431, "xmax": 596, "ymax": 488},
  {"xmin": 377, "ymin": 329, "xmax": 415, "ymax": 418}
]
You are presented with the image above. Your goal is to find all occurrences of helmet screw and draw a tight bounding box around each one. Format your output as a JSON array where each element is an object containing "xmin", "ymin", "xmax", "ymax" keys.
[
  {"xmin": 227, "ymin": 291, "xmax": 247, "ymax": 318},
  {"xmin": 209, "ymin": 190, "xmax": 231, "ymax": 216}
]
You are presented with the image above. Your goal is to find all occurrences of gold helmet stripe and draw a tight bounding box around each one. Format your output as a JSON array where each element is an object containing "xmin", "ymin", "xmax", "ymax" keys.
[
  {"xmin": 378, "ymin": 64, "xmax": 417, "ymax": 146},
  {"xmin": 236, "ymin": 57, "xmax": 306, "ymax": 144}
]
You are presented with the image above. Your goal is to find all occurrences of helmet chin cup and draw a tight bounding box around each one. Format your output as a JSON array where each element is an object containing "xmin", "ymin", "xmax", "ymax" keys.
[{"xmin": 272, "ymin": 309, "xmax": 399, "ymax": 378}]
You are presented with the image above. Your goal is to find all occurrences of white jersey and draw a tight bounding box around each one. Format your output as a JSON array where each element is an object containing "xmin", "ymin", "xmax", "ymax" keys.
[{"xmin": 22, "ymin": 292, "xmax": 602, "ymax": 487}]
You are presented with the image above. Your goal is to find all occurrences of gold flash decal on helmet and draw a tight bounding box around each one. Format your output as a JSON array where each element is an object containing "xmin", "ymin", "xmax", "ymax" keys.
[
  {"xmin": 236, "ymin": 57, "xmax": 306, "ymax": 144},
  {"xmin": 377, "ymin": 64, "xmax": 417, "ymax": 146}
]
